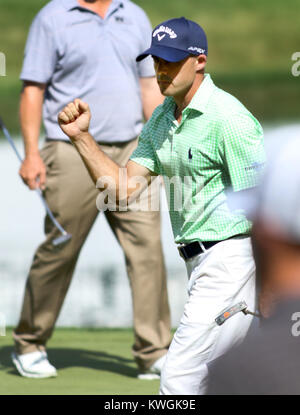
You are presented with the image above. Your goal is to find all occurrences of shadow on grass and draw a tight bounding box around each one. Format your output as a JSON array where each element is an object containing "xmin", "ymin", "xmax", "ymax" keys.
[{"xmin": 0, "ymin": 346, "xmax": 138, "ymax": 378}]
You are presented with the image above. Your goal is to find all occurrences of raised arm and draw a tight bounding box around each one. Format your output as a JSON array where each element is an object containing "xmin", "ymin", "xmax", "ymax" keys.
[{"xmin": 58, "ymin": 99, "xmax": 153, "ymax": 203}]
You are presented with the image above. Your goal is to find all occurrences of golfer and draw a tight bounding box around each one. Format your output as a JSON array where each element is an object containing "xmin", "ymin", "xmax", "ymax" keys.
[{"xmin": 58, "ymin": 17, "xmax": 265, "ymax": 394}]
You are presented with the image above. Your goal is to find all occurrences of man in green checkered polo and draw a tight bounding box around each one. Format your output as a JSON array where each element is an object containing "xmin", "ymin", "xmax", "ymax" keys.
[{"xmin": 58, "ymin": 17, "xmax": 265, "ymax": 395}]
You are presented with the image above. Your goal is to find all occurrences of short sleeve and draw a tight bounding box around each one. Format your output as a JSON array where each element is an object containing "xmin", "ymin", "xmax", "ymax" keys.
[
  {"xmin": 20, "ymin": 13, "xmax": 57, "ymax": 83},
  {"xmin": 219, "ymin": 113, "xmax": 266, "ymax": 191},
  {"xmin": 130, "ymin": 120, "xmax": 160, "ymax": 174},
  {"xmin": 136, "ymin": 10, "xmax": 155, "ymax": 78}
]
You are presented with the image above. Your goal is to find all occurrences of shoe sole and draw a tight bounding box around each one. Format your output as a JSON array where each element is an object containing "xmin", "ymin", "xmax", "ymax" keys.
[{"xmin": 11, "ymin": 353, "xmax": 57, "ymax": 379}]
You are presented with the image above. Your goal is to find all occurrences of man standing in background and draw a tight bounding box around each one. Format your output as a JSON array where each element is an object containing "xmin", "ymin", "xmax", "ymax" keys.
[{"xmin": 12, "ymin": 0, "xmax": 171, "ymax": 379}]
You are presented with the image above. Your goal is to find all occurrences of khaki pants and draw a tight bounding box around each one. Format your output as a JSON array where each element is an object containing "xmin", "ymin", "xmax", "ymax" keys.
[{"xmin": 13, "ymin": 139, "xmax": 171, "ymax": 370}]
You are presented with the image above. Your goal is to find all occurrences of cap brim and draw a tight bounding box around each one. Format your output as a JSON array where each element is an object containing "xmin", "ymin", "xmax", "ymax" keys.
[
  {"xmin": 136, "ymin": 45, "xmax": 190, "ymax": 62},
  {"xmin": 226, "ymin": 187, "xmax": 259, "ymax": 220}
]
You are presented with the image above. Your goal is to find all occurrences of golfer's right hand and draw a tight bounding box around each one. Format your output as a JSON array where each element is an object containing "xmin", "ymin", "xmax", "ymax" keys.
[
  {"xmin": 19, "ymin": 153, "xmax": 46, "ymax": 190},
  {"xmin": 58, "ymin": 99, "xmax": 91, "ymax": 141}
]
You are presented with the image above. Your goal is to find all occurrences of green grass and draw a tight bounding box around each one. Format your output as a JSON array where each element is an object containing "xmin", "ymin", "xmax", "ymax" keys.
[
  {"xmin": 0, "ymin": 0, "xmax": 299, "ymax": 133},
  {"xmin": 0, "ymin": 328, "xmax": 162, "ymax": 395}
]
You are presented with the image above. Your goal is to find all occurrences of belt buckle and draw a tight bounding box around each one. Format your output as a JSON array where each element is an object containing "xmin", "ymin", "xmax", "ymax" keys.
[{"xmin": 177, "ymin": 244, "xmax": 188, "ymax": 260}]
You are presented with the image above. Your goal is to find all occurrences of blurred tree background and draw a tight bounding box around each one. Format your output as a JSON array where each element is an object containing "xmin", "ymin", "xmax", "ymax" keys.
[{"xmin": 0, "ymin": 0, "xmax": 299, "ymax": 134}]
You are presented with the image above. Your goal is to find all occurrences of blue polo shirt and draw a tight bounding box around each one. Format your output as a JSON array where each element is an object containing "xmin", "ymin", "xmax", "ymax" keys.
[{"xmin": 20, "ymin": 0, "xmax": 155, "ymax": 143}]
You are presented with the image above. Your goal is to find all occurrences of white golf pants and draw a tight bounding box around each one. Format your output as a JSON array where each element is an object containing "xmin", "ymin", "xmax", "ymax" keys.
[{"xmin": 160, "ymin": 236, "xmax": 256, "ymax": 395}]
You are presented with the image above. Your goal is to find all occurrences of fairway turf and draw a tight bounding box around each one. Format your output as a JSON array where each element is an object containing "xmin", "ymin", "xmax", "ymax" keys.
[{"xmin": 0, "ymin": 328, "xmax": 163, "ymax": 395}]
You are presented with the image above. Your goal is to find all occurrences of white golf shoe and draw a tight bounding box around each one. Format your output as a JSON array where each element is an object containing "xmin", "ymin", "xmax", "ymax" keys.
[
  {"xmin": 138, "ymin": 354, "xmax": 167, "ymax": 380},
  {"xmin": 11, "ymin": 350, "xmax": 57, "ymax": 379}
]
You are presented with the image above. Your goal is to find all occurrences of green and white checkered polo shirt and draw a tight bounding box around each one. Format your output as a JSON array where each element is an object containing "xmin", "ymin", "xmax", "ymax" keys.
[{"xmin": 130, "ymin": 73, "xmax": 265, "ymax": 244}]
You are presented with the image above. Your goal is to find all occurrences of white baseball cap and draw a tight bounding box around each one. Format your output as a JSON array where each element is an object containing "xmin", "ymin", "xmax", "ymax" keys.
[{"xmin": 228, "ymin": 135, "xmax": 300, "ymax": 242}]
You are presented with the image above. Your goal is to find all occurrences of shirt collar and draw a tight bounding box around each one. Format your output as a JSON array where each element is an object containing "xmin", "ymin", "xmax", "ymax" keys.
[
  {"xmin": 63, "ymin": 0, "xmax": 124, "ymax": 12},
  {"xmin": 187, "ymin": 73, "xmax": 216, "ymax": 114}
]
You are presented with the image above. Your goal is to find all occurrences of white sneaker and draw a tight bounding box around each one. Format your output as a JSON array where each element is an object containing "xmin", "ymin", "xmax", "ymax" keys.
[
  {"xmin": 138, "ymin": 354, "xmax": 167, "ymax": 380},
  {"xmin": 11, "ymin": 350, "xmax": 57, "ymax": 379}
]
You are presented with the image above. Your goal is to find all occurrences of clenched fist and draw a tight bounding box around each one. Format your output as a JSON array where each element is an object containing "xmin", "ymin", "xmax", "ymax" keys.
[{"xmin": 58, "ymin": 99, "xmax": 91, "ymax": 141}]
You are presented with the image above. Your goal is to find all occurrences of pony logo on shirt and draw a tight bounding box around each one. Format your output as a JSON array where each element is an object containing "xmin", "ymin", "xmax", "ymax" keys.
[{"xmin": 153, "ymin": 25, "xmax": 177, "ymax": 41}]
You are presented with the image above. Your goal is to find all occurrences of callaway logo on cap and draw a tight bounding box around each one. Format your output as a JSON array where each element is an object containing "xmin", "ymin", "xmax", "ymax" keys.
[{"xmin": 136, "ymin": 17, "xmax": 208, "ymax": 63}]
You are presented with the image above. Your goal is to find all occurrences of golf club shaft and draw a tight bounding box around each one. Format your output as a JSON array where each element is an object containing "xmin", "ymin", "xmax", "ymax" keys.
[{"xmin": 0, "ymin": 116, "xmax": 68, "ymax": 236}]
